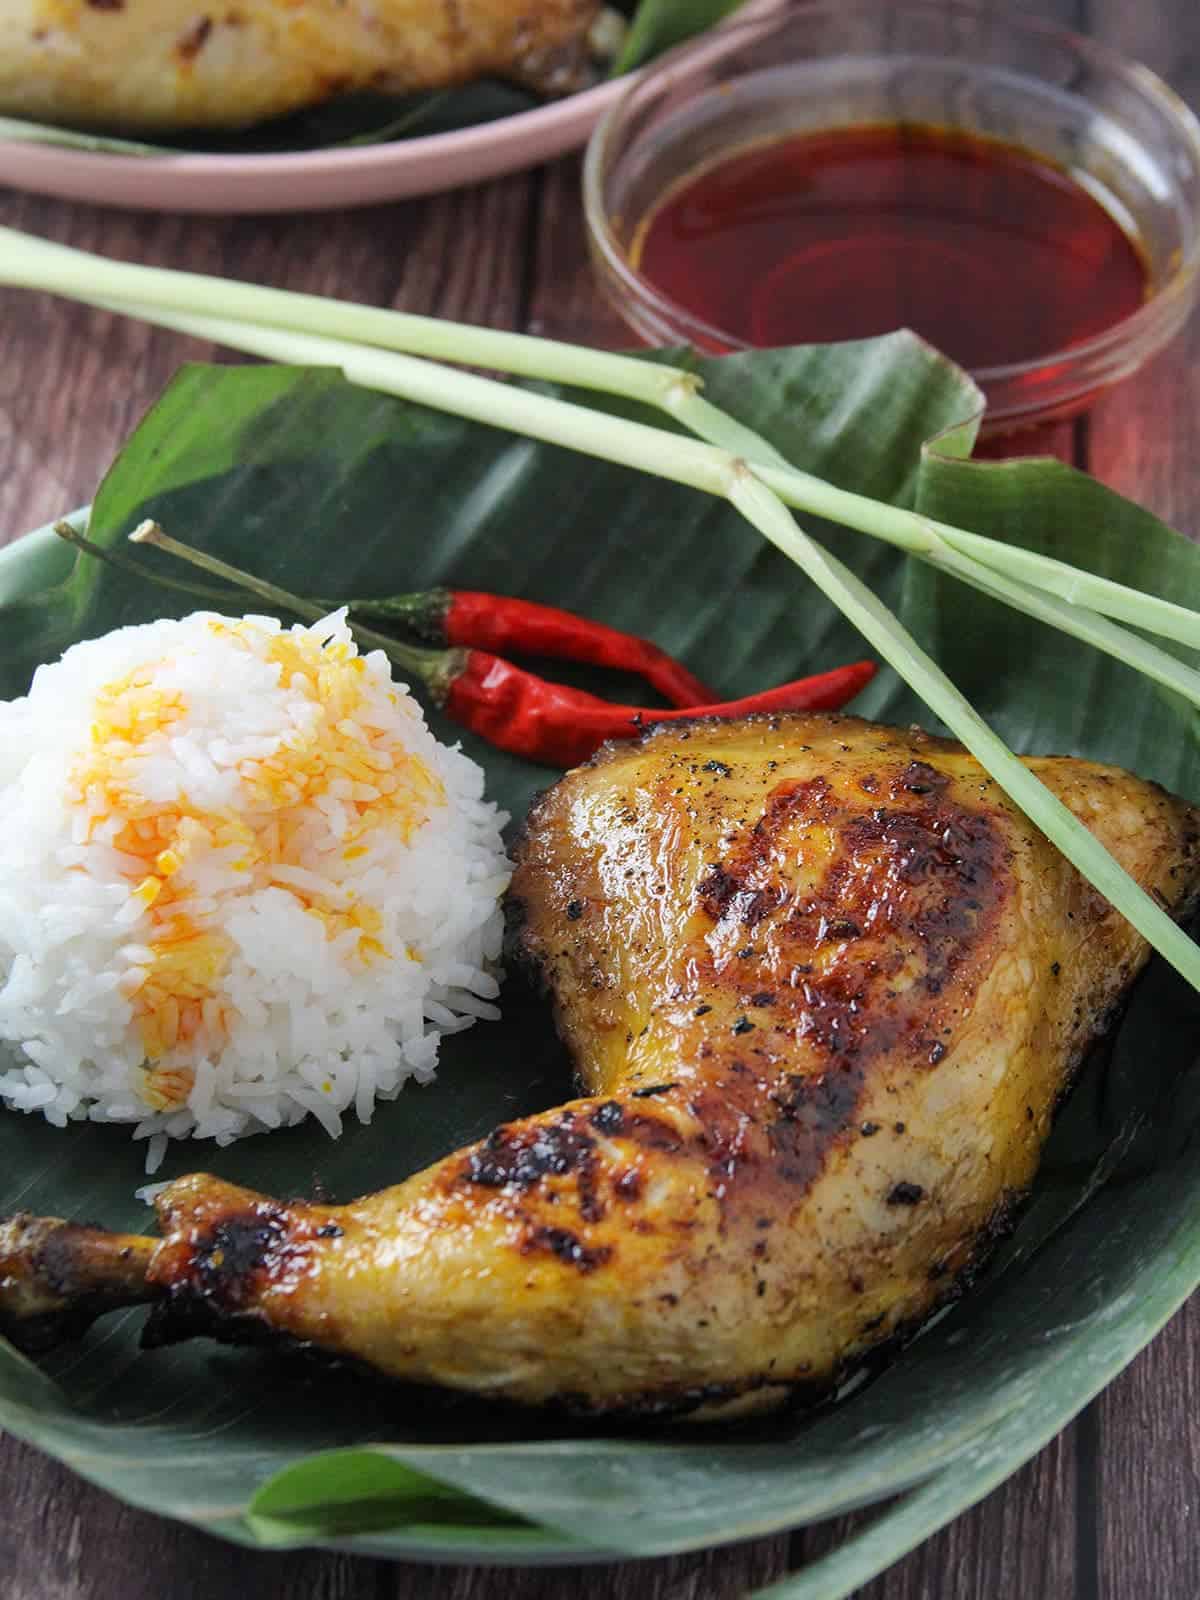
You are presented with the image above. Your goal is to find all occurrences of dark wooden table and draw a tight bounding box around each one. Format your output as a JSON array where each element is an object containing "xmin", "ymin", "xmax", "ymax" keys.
[{"xmin": 2, "ymin": 3, "xmax": 1199, "ymax": 1596}]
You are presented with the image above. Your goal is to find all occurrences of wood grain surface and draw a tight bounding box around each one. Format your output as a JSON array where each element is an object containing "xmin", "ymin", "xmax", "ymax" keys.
[{"xmin": 1, "ymin": 2, "xmax": 1199, "ymax": 1596}]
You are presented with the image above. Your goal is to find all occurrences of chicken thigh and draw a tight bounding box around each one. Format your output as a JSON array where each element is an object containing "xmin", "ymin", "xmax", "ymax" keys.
[{"xmin": 3, "ymin": 714, "xmax": 1198, "ymax": 1418}]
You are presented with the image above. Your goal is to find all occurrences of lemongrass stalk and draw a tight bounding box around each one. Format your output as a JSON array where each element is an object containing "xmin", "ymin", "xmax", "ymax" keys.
[
  {"xmin": 753, "ymin": 458, "xmax": 1200, "ymax": 649},
  {"xmin": 0, "ymin": 224, "xmax": 701, "ymax": 412},
  {"xmin": 728, "ymin": 469, "xmax": 1200, "ymax": 992},
  {"xmin": 918, "ymin": 535, "xmax": 1200, "ymax": 710},
  {"xmin": 670, "ymin": 397, "xmax": 1200, "ymax": 710},
  {"xmin": 92, "ymin": 299, "xmax": 737, "ymax": 497},
  {"xmin": 2, "ymin": 223, "xmax": 1195, "ymax": 650},
  {"xmin": 676, "ymin": 392, "xmax": 1200, "ymax": 650}
]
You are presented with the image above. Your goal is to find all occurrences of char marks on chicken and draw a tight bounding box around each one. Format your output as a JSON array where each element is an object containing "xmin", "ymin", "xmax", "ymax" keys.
[{"xmin": 2, "ymin": 714, "xmax": 1198, "ymax": 1419}]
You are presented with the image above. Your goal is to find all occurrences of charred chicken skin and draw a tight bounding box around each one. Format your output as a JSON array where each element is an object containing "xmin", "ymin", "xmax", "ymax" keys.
[
  {"xmin": 2, "ymin": 714, "xmax": 1198, "ymax": 1419},
  {"xmin": 0, "ymin": 0, "xmax": 601, "ymax": 132}
]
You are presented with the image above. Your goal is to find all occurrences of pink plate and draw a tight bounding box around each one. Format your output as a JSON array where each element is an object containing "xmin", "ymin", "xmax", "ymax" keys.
[
  {"xmin": 0, "ymin": 79, "xmax": 625, "ymax": 214},
  {"xmin": 0, "ymin": 2, "xmax": 783, "ymax": 214}
]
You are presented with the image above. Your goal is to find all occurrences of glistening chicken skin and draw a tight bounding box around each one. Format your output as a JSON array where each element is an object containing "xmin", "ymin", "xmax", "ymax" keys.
[
  {"xmin": 0, "ymin": 0, "xmax": 600, "ymax": 131},
  {"xmin": 2, "ymin": 715, "xmax": 1198, "ymax": 1418}
]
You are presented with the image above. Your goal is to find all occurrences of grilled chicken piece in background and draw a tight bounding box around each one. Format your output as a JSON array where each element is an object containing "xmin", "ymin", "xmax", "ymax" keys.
[
  {"xmin": 2, "ymin": 715, "xmax": 1198, "ymax": 1418},
  {"xmin": 0, "ymin": 0, "xmax": 602, "ymax": 131}
]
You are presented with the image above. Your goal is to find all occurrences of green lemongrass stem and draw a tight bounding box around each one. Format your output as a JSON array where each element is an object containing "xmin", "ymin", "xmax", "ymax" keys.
[
  {"xmin": 97, "ymin": 301, "xmax": 736, "ymax": 496},
  {"xmin": 0, "ymin": 224, "xmax": 699, "ymax": 412},
  {"xmin": 2, "ymin": 222, "xmax": 1194, "ymax": 649},
  {"xmin": 669, "ymin": 397, "xmax": 1200, "ymax": 712},
  {"xmin": 675, "ymin": 391, "xmax": 1200, "ymax": 650},
  {"xmin": 127, "ymin": 522, "xmax": 447, "ymax": 682},
  {"xmin": 920, "ymin": 535, "xmax": 1200, "ymax": 710},
  {"xmin": 728, "ymin": 469, "xmax": 1200, "ymax": 992},
  {"xmin": 755, "ymin": 457, "xmax": 1200, "ymax": 649}
]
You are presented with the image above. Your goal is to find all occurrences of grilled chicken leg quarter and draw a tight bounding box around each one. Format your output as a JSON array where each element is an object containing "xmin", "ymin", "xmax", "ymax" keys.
[
  {"xmin": 3, "ymin": 715, "xmax": 1198, "ymax": 1418},
  {"xmin": 0, "ymin": 0, "xmax": 600, "ymax": 131}
]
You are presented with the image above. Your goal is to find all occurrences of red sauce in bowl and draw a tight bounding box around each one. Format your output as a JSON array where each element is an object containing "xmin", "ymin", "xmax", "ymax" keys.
[{"xmin": 630, "ymin": 123, "xmax": 1148, "ymax": 370}]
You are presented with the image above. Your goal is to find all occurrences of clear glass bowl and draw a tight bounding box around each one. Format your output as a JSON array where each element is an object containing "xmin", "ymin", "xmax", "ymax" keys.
[{"xmin": 583, "ymin": 0, "xmax": 1200, "ymax": 433}]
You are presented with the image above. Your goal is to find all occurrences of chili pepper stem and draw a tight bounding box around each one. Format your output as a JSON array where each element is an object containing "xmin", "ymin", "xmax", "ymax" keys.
[
  {"xmin": 335, "ymin": 588, "xmax": 451, "ymax": 641},
  {"xmin": 53, "ymin": 521, "xmax": 238, "ymax": 605},
  {"xmin": 127, "ymin": 521, "xmax": 450, "ymax": 685}
]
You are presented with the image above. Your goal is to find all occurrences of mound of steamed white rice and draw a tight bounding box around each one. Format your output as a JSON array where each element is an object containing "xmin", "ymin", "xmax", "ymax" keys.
[{"xmin": 0, "ymin": 609, "xmax": 511, "ymax": 1171}]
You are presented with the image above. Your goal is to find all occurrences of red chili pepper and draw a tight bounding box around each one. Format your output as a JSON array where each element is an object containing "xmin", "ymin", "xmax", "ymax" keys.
[
  {"xmin": 344, "ymin": 588, "xmax": 714, "ymax": 709},
  {"xmin": 442, "ymin": 652, "xmax": 877, "ymax": 769}
]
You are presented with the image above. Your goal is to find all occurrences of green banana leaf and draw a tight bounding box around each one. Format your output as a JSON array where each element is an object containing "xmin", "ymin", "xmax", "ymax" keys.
[
  {"xmin": 0, "ymin": 0, "xmax": 745, "ymax": 156},
  {"xmin": 1, "ymin": 334, "xmax": 1199, "ymax": 1595},
  {"xmin": 612, "ymin": 0, "xmax": 746, "ymax": 73}
]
